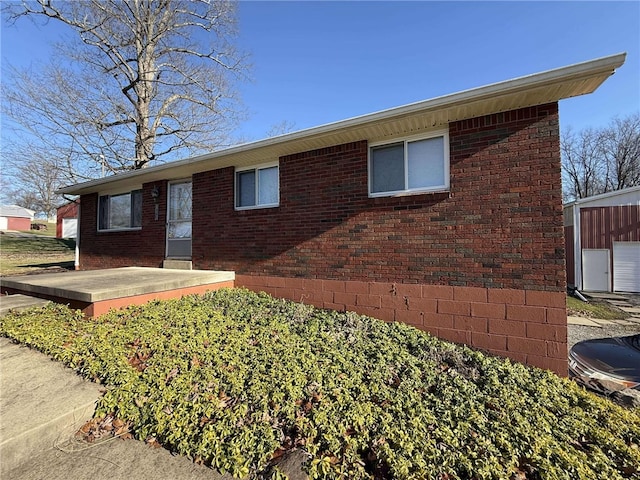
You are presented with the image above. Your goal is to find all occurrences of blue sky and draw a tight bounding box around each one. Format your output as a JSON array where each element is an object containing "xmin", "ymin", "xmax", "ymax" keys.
[{"xmin": 1, "ymin": 1, "xmax": 639, "ymax": 144}]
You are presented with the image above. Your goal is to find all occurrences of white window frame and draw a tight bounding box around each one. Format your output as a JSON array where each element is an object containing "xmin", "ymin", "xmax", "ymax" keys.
[
  {"xmin": 97, "ymin": 188, "xmax": 143, "ymax": 232},
  {"xmin": 234, "ymin": 162, "xmax": 280, "ymax": 210},
  {"xmin": 368, "ymin": 130, "xmax": 450, "ymax": 197}
]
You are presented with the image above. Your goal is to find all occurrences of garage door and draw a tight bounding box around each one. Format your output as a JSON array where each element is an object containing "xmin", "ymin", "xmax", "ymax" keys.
[
  {"xmin": 613, "ymin": 242, "xmax": 640, "ymax": 293},
  {"xmin": 62, "ymin": 218, "xmax": 77, "ymax": 238}
]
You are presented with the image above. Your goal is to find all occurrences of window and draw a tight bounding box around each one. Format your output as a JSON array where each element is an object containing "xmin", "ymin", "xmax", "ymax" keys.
[
  {"xmin": 98, "ymin": 190, "xmax": 142, "ymax": 230},
  {"xmin": 369, "ymin": 131, "xmax": 449, "ymax": 196},
  {"xmin": 235, "ymin": 164, "xmax": 279, "ymax": 209}
]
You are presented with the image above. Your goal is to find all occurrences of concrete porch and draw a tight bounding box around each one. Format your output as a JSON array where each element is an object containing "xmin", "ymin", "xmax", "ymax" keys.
[{"xmin": 0, "ymin": 267, "xmax": 235, "ymax": 317}]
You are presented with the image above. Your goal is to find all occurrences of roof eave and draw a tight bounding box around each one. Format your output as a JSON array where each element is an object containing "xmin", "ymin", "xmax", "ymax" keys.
[
  {"xmin": 57, "ymin": 52, "xmax": 626, "ymax": 196},
  {"xmin": 569, "ymin": 185, "xmax": 640, "ymax": 206}
]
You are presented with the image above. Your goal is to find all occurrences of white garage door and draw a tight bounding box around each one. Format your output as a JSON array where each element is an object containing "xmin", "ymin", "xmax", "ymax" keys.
[
  {"xmin": 0, "ymin": 217, "xmax": 7, "ymax": 231},
  {"xmin": 62, "ymin": 218, "xmax": 77, "ymax": 238},
  {"xmin": 613, "ymin": 242, "xmax": 640, "ymax": 293}
]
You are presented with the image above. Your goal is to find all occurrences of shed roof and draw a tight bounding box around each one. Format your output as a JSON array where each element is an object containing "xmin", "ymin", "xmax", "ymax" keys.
[
  {"xmin": 0, "ymin": 205, "xmax": 35, "ymax": 219},
  {"xmin": 59, "ymin": 53, "xmax": 626, "ymax": 196},
  {"xmin": 563, "ymin": 185, "xmax": 640, "ymax": 210}
]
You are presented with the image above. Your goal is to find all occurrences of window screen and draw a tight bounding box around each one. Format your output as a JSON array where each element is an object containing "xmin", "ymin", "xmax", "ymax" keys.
[
  {"xmin": 369, "ymin": 134, "xmax": 448, "ymax": 196},
  {"xmin": 236, "ymin": 165, "xmax": 279, "ymax": 209}
]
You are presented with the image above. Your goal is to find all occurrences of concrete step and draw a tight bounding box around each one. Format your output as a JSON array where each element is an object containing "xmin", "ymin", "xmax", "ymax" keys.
[
  {"xmin": 0, "ymin": 337, "xmax": 102, "ymax": 477},
  {"xmin": 162, "ymin": 260, "xmax": 193, "ymax": 270}
]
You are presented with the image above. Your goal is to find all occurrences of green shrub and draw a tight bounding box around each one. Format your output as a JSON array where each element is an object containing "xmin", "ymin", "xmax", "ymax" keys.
[{"xmin": 1, "ymin": 289, "xmax": 639, "ymax": 479}]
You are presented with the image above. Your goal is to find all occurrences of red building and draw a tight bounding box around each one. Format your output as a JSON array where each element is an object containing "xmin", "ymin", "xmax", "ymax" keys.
[
  {"xmin": 56, "ymin": 201, "xmax": 79, "ymax": 239},
  {"xmin": 0, "ymin": 205, "xmax": 35, "ymax": 231},
  {"xmin": 58, "ymin": 54, "xmax": 627, "ymax": 375}
]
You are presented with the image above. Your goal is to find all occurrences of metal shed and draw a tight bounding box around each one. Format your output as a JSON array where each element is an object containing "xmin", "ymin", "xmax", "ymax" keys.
[{"xmin": 564, "ymin": 186, "xmax": 640, "ymax": 293}]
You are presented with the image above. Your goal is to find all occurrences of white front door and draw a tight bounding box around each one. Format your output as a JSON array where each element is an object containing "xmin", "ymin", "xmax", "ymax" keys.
[
  {"xmin": 166, "ymin": 180, "xmax": 192, "ymax": 258},
  {"xmin": 582, "ymin": 249, "xmax": 610, "ymax": 292}
]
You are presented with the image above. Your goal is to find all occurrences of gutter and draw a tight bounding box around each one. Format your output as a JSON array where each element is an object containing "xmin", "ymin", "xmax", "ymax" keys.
[{"xmin": 57, "ymin": 52, "xmax": 626, "ymax": 196}]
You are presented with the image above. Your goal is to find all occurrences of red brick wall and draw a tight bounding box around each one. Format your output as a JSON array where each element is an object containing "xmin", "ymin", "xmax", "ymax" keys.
[
  {"xmin": 79, "ymin": 181, "xmax": 168, "ymax": 269},
  {"xmin": 193, "ymin": 104, "xmax": 564, "ymax": 292},
  {"xmin": 194, "ymin": 103, "xmax": 566, "ymax": 374}
]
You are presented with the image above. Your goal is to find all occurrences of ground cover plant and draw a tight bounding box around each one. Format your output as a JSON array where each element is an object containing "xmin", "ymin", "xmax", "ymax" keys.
[
  {"xmin": 0, "ymin": 235, "xmax": 75, "ymax": 276},
  {"xmin": 1, "ymin": 288, "xmax": 639, "ymax": 479}
]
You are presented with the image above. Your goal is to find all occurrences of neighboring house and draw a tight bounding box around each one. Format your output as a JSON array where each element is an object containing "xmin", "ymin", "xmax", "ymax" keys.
[
  {"xmin": 0, "ymin": 205, "xmax": 35, "ymax": 231},
  {"xmin": 564, "ymin": 186, "xmax": 640, "ymax": 293},
  {"xmin": 58, "ymin": 54, "xmax": 627, "ymax": 376},
  {"xmin": 56, "ymin": 201, "xmax": 79, "ymax": 239}
]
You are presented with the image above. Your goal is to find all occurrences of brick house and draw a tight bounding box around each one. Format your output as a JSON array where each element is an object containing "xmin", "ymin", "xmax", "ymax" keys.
[{"xmin": 58, "ymin": 54, "xmax": 626, "ymax": 375}]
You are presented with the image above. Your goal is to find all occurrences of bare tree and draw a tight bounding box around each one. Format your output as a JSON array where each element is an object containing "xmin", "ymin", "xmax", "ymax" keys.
[
  {"xmin": 600, "ymin": 113, "xmax": 640, "ymax": 192},
  {"xmin": 561, "ymin": 113, "xmax": 640, "ymax": 201},
  {"xmin": 0, "ymin": 175, "xmax": 14, "ymax": 205},
  {"xmin": 2, "ymin": 141, "xmax": 67, "ymax": 218},
  {"xmin": 2, "ymin": 0, "xmax": 248, "ymax": 178},
  {"xmin": 265, "ymin": 120, "xmax": 297, "ymax": 138},
  {"xmin": 561, "ymin": 127, "xmax": 605, "ymax": 201}
]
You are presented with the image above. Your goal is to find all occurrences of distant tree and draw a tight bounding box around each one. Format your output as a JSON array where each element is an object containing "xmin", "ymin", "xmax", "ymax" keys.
[
  {"xmin": 2, "ymin": 0, "xmax": 248, "ymax": 179},
  {"xmin": 561, "ymin": 113, "xmax": 640, "ymax": 201},
  {"xmin": 600, "ymin": 114, "xmax": 640, "ymax": 191},
  {"xmin": 265, "ymin": 120, "xmax": 297, "ymax": 137},
  {"xmin": 2, "ymin": 142, "xmax": 67, "ymax": 218},
  {"xmin": 561, "ymin": 127, "xmax": 606, "ymax": 201},
  {"xmin": 0, "ymin": 175, "xmax": 12, "ymax": 205}
]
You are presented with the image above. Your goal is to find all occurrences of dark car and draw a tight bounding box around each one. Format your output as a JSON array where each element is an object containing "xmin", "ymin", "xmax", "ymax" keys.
[{"xmin": 569, "ymin": 334, "xmax": 640, "ymax": 393}]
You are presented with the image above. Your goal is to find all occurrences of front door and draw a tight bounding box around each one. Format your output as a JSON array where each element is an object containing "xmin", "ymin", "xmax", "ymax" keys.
[
  {"xmin": 582, "ymin": 249, "xmax": 610, "ymax": 292},
  {"xmin": 166, "ymin": 180, "xmax": 192, "ymax": 258}
]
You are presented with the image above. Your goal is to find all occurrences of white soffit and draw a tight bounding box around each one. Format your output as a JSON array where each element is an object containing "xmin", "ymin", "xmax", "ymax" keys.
[{"xmin": 59, "ymin": 53, "xmax": 626, "ymax": 196}]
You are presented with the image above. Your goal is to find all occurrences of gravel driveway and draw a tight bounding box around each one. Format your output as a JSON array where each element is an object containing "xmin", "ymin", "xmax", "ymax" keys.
[
  {"xmin": 569, "ymin": 323, "xmax": 640, "ymax": 350},
  {"xmin": 569, "ymin": 293, "xmax": 640, "ymax": 350}
]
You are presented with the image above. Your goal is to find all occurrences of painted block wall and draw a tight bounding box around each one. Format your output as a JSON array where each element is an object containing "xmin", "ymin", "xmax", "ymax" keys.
[{"xmin": 235, "ymin": 275, "xmax": 567, "ymax": 374}]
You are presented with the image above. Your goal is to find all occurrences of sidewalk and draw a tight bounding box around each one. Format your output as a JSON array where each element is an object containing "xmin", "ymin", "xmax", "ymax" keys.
[
  {"xmin": 0, "ymin": 336, "xmax": 235, "ymax": 480},
  {"xmin": 568, "ymin": 292, "xmax": 640, "ymax": 328},
  {"xmin": 568, "ymin": 315, "xmax": 640, "ymax": 327}
]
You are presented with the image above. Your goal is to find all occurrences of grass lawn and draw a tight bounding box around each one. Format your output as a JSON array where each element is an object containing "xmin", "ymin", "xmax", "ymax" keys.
[
  {"xmin": 0, "ymin": 235, "xmax": 75, "ymax": 276},
  {"xmin": 1, "ymin": 289, "xmax": 638, "ymax": 479},
  {"xmin": 566, "ymin": 296, "xmax": 630, "ymax": 320},
  {"xmin": 26, "ymin": 221, "xmax": 58, "ymax": 237}
]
